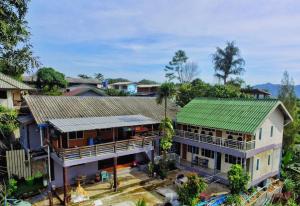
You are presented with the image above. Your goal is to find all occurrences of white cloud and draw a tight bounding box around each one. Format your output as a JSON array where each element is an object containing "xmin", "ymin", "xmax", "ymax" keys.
[{"xmin": 28, "ymin": 0, "xmax": 300, "ymax": 84}]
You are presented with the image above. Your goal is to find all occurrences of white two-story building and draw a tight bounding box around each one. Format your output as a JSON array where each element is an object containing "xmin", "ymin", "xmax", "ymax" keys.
[{"xmin": 173, "ymin": 98, "xmax": 292, "ymax": 187}]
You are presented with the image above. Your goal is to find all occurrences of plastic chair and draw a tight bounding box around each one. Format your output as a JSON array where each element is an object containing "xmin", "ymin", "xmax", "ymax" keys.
[{"xmin": 101, "ymin": 171, "xmax": 109, "ymax": 182}]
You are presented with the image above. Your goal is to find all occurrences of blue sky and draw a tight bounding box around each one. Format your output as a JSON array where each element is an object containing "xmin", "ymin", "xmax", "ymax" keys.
[{"xmin": 27, "ymin": 0, "xmax": 300, "ymax": 84}]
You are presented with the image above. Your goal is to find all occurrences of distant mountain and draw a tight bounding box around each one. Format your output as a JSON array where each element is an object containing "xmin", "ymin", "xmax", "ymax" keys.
[{"xmin": 253, "ymin": 83, "xmax": 300, "ymax": 98}]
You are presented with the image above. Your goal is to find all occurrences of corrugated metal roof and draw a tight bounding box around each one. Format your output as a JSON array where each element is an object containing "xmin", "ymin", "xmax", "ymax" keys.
[
  {"xmin": 176, "ymin": 98, "xmax": 292, "ymax": 134},
  {"xmin": 24, "ymin": 95, "xmax": 178, "ymax": 124},
  {"xmin": 49, "ymin": 114, "xmax": 159, "ymax": 132},
  {"xmin": 0, "ymin": 73, "xmax": 33, "ymax": 90}
]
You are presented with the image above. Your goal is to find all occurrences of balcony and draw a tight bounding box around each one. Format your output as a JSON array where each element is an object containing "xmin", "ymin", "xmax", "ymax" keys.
[
  {"xmin": 52, "ymin": 136, "xmax": 155, "ymax": 162},
  {"xmin": 175, "ymin": 130, "xmax": 255, "ymax": 151}
]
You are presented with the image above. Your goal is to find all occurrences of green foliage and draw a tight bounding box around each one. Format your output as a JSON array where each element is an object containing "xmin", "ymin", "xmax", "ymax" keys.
[
  {"xmin": 107, "ymin": 78, "xmax": 130, "ymax": 84},
  {"xmin": 159, "ymin": 118, "xmax": 175, "ymax": 152},
  {"xmin": 0, "ymin": 0, "xmax": 40, "ymax": 78},
  {"xmin": 177, "ymin": 173, "xmax": 207, "ymax": 206},
  {"xmin": 283, "ymin": 179, "xmax": 295, "ymax": 192},
  {"xmin": 105, "ymin": 88, "xmax": 129, "ymax": 96},
  {"xmin": 0, "ymin": 105, "xmax": 18, "ymax": 147},
  {"xmin": 278, "ymin": 71, "xmax": 300, "ymax": 151},
  {"xmin": 94, "ymin": 73, "xmax": 104, "ymax": 81},
  {"xmin": 147, "ymin": 162, "xmax": 154, "ymax": 176},
  {"xmin": 176, "ymin": 79, "xmax": 252, "ymax": 107},
  {"xmin": 156, "ymin": 82, "xmax": 176, "ymax": 118},
  {"xmin": 136, "ymin": 199, "xmax": 147, "ymax": 206},
  {"xmin": 286, "ymin": 198, "xmax": 298, "ymax": 206},
  {"xmin": 138, "ymin": 79, "xmax": 158, "ymax": 85},
  {"xmin": 212, "ymin": 41, "xmax": 245, "ymax": 85},
  {"xmin": 78, "ymin": 74, "xmax": 91, "ymax": 79},
  {"xmin": 227, "ymin": 164, "xmax": 250, "ymax": 194},
  {"xmin": 165, "ymin": 50, "xmax": 188, "ymax": 82},
  {"xmin": 25, "ymin": 176, "xmax": 34, "ymax": 186},
  {"xmin": 36, "ymin": 67, "xmax": 67, "ymax": 95},
  {"xmin": 7, "ymin": 179, "xmax": 17, "ymax": 197},
  {"xmin": 225, "ymin": 194, "xmax": 242, "ymax": 206}
]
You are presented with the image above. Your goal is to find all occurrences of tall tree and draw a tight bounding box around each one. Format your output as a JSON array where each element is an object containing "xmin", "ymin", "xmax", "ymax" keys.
[
  {"xmin": 278, "ymin": 71, "xmax": 300, "ymax": 151},
  {"xmin": 0, "ymin": 0, "xmax": 40, "ymax": 79},
  {"xmin": 37, "ymin": 67, "xmax": 67, "ymax": 95},
  {"xmin": 156, "ymin": 82, "xmax": 176, "ymax": 119},
  {"xmin": 212, "ymin": 41, "xmax": 245, "ymax": 84},
  {"xmin": 165, "ymin": 50, "xmax": 188, "ymax": 82},
  {"xmin": 181, "ymin": 62, "xmax": 199, "ymax": 83},
  {"xmin": 94, "ymin": 73, "xmax": 104, "ymax": 81}
]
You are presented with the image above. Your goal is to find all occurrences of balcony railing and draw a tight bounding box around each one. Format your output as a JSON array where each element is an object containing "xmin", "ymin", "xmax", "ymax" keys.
[
  {"xmin": 52, "ymin": 136, "xmax": 154, "ymax": 161},
  {"xmin": 175, "ymin": 130, "xmax": 255, "ymax": 151}
]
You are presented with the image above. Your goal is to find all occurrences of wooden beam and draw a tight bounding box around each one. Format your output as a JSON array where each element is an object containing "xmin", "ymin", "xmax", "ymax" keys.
[
  {"xmin": 63, "ymin": 167, "xmax": 68, "ymax": 205},
  {"xmin": 113, "ymin": 157, "xmax": 118, "ymax": 192}
]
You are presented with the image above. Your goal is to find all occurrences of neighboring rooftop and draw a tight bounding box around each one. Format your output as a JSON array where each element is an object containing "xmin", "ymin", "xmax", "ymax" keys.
[
  {"xmin": 24, "ymin": 95, "xmax": 178, "ymax": 124},
  {"xmin": 0, "ymin": 73, "xmax": 33, "ymax": 90},
  {"xmin": 137, "ymin": 84, "xmax": 160, "ymax": 88},
  {"xmin": 49, "ymin": 114, "xmax": 159, "ymax": 132},
  {"xmin": 23, "ymin": 75, "xmax": 101, "ymax": 85},
  {"xmin": 241, "ymin": 88, "xmax": 271, "ymax": 96},
  {"xmin": 110, "ymin": 81, "xmax": 135, "ymax": 85},
  {"xmin": 64, "ymin": 86, "xmax": 106, "ymax": 96},
  {"xmin": 176, "ymin": 98, "xmax": 292, "ymax": 134}
]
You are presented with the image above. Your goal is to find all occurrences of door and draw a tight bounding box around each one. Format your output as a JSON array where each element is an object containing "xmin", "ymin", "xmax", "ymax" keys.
[
  {"xmin": 216, "ymin": 152, "xmax": 221, "ymax": 171},
  {"xmin": 216, "ymin": 130, "xmax": 222, "ymax": 137},
  {"xmin": 62, "ymin": 133, "xmax": 68, "ymax": 148},
  {"xmin": 182, "ymin": 144, "xmax": 187, "ymax": 160}
]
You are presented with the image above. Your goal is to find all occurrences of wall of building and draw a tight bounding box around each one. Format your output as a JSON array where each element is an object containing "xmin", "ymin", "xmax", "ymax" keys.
[
  {"xmin": 51, "ymin": 160, "xmax": 98, "ymax": 188},
  {"xmin": 0, "ymin": 90, "xmax": 13, "ymax": 109},
  {"xmin": 251, "ymin": 148, "xmax": 280, "ymax": 182},
  {"xmin": 254, "ymin": 108, "xmax": 284, "ymax": 148},
  {"xmin": 20, "ymin": 123, "xmax": 41, "ymax": 151}
]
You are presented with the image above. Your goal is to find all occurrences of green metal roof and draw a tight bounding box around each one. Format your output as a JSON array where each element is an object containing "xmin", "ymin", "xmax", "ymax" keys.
[{"xmin": 176, "ymin": 98, "xmax": 289, "ymax": 134}]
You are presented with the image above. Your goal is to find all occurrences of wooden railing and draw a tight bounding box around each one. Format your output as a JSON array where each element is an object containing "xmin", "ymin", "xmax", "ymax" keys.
[
  {"xmin": 52, "ymin": 136, "xmax": 155, "ymax": 161},
  {"xmin": 175, "ymin": 130, "xmax": 255, "ymax": 151}
]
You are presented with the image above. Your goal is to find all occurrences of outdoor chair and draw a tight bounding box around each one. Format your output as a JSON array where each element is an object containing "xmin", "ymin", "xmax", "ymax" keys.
[{"xmin": 101, "ymin": 171, "xmax": 109, "ymax": 182}]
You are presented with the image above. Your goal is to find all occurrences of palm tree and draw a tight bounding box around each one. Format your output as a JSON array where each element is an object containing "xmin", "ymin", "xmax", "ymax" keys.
[
  {"xmin": 156, "ymin": 82, "xmax": 176, "ymax": 119},
  {"xmin": 212, "ymin": 41, "xmax": 245, "ymax": 85}
]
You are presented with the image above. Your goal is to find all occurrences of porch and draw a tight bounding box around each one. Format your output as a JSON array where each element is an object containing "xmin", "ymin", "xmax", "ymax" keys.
[
  {"xmin": 175, "ymin": 129, "xmax": 256, "ymax": 151},
  {"xmin": 177, "ymin": 158, "xmax": 228, "ymax": 184}
]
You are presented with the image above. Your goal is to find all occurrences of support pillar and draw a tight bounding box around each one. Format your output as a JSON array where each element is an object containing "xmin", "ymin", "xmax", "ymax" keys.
[
  {"xmin": 63, "ymin": 167, "xmax": 68, "ymax": 205},
  {"xmin": 113, "ymin": 157, "xmax": 118, "ymax": 192}
]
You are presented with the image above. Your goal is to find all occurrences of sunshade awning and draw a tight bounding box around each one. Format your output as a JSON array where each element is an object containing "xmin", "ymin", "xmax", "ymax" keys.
[{"xmin": 48, "ymin": 114, "xmax": 159, "ymax": 133}]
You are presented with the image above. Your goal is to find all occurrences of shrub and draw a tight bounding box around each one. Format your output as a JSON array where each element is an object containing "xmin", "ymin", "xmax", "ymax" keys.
[
  {"xmin": 287, "ymin": 198, "xmax": 297, "ymax": 206},
  {"xmin": 25, "ymin": 176, "xmax": 34, "ymax": 186},
  {"xmin": 283, "ymin": 179, "xmax": 295, "ymax": 192},
  {"xmin": 177, "ymin": 173, "xmax": 207, "ymax": 206},
  {"xmin": 136, "ymin": 199, "xmax": 147, "ymax": 206},
  {"xmin": 7, "ymin": 178, "xmax": 18, "ymax": 197},
  {"xmin": 225, "ymin": 194, "xmax": 242, "ymax": 206},
  {"xmin": 227, "ymin": 164, "xmax": 250, "ymax": 194}
]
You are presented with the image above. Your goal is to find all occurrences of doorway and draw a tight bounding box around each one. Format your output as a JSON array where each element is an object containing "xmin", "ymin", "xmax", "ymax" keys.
[
  {"xmin": 216, "ymin": 152, "xmax": 221, "ymax": 171},
  {"xmin": 182, "ymin": 144, "xmax": 187, "ymax": 160}
]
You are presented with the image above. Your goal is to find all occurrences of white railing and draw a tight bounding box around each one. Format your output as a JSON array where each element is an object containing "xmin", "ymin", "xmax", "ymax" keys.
[
  {"xmin": 175, "ymin": 130, "xmax": 255, "ymax": 151},
  {"xmin": 52, "ymin": 136, "xmax": 154, "ymax": 161}
]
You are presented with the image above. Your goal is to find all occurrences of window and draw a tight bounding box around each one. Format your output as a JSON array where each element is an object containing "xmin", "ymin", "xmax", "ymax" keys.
[
  {"xmin": 201, "ymin": 149, "xmax": 214, "ymax": 158},
  {"xmin": 268, "ymin": 155, "xmax": 271, "ymax": 165},
  {"xmin": 188, "ymin": 145, "xmax": 199, "ymax": 154},
  {"xmin": 0, "ymin": 91, "xmax": 7, "ymax": 99},
  {"xmin": 225, "ymin": 154, "xmax": 242, "ymax": 164},
  {"xmin": 259, "ymin": 128, "xmax": 262, "ymax": 140},
  {"xmin": 256, "ymin": 159, "xmax": 260, "ymax": 170},
  {"xmin": 68, "ymin": 131, "xmax": 84, "ymax": 140},
  {"xmin": 270, "ymin": 126, "xmax": 274, "ymax": 137}
]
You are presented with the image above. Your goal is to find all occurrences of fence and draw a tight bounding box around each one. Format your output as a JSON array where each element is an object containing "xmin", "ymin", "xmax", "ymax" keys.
[{"xmin": 6, "ymin": 149, "xmax": 31, "ymax": 179}]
